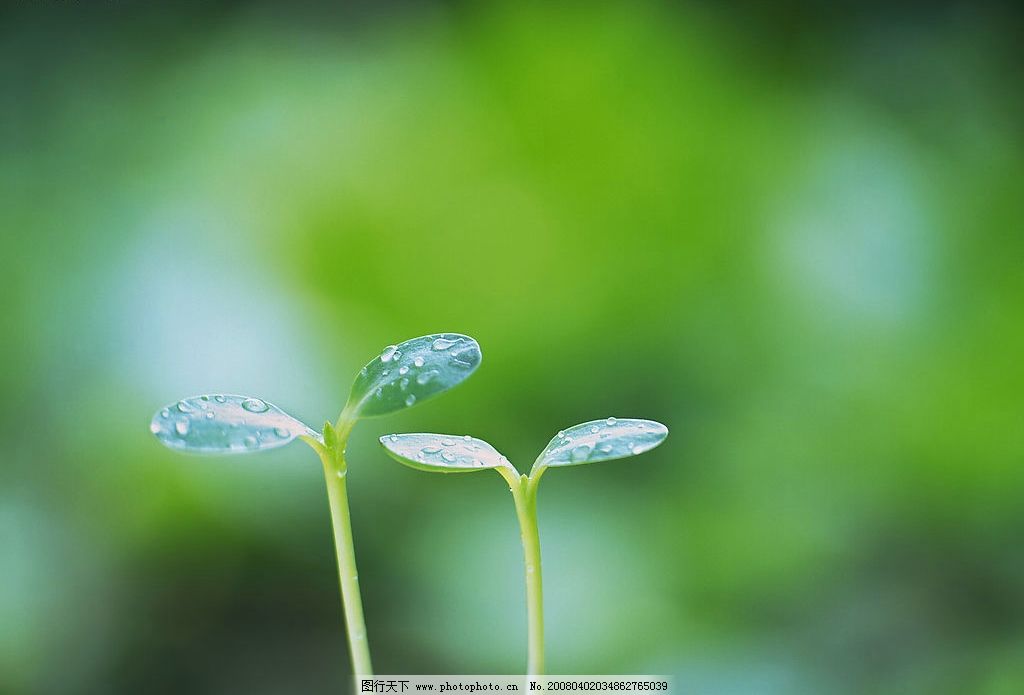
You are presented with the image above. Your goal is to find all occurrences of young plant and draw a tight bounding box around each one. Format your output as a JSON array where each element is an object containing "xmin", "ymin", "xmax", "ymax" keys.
[
  {"xmin": 149, "ymin": 333, "xmax": 482, "ymax": 676},
  {"xmin": 378, "ymin": 417, "xmax": 668, "ymax": 675}
]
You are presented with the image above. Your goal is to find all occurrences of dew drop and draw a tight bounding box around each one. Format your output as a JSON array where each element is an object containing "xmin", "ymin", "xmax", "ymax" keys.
[
  {"xmin": 161, "ymin": 408, "xmax": 170, "ymax": 418},
  {"xmin": 374, "ymin": 387, "xmax": 383, "ymax": 399},
  {"xmin": 416, "ymin": 370, "xmax": 439, "ymax": 385},
  {"xmin": 441, "ymin": 452, "xmax": 456, "ymax": 463},
  {"xmin": 590, "ymin": 425, "xmax": 600, "ymax": 434},
  {"xmin": 176, "ymin": 400, "xmax": 193, "ymax": 413},
  {"xmin": 242, "ymin": 398, "xmax": 269, "ymax": 413},
  {"xmin": 205, "ymin": 411, "xmax": 215, "ymax": 419},
  {"xmin": 380, "ymin": 345, "xmax": 398, "ymax": 363},
  {"xmin": 405, "ymin": 394, "xmax": 417, "ymax": 407},
  {"xmin": 442, "ymin": 439, "xmax": 455, "ymax": 447},
  {"xmin": 606, "ymin": 417, "xmax": 617, "ymax": 426},
  {"xmin": 570, "ymin": 444, "xmax": 591, "ymax": 462},
  {"xmin": 413, "ymin": 356, "xmax": 425, "ymax": 368},
  {"xmin": 174, "ymin": 420, "xmax": 189, "ymax": 437},
  {"xmin": 598, "ymin": 443, "xmax": 613, "ymax": 453},
  {"xmin": 392, "ymin": 350, "xmax": 402, "ymax": 361},
  {"xmin": 422, "ymin": 445, "xmax": 442, "ymax": 454},
  {"xmin": 463, "ymin": 435, "xmax": 472, "ymax": 441},
  {"xmin": 214, "ymin": 395, "xmax": 226, "ymax": 403},
  {"xmin": 243, "ymin": 436, "xmax": 259, "ymax": 449},
  {"xmin": 431, "ymin": 337, "xmax": 457, "ymax": 351},
  {"xmin": 450, "ymin": 345, "xmax": 479, "ymax": 368},
  {"xmin": 149, "ymin": 421, "xmax": 161, "ymax": 434},
  {"xmin": 382, "ymin": 369, "xmax": 390, "ymax": 377},
  {"xmin": 398, "ymin": 365, "xmax": 409, "ymax": 376},
  {"xmin": 274, "ymin": 427, "xmax": 290, "ymax": 438},
  {"xmin": 557, "ymin": 430, "xmax": 565, "ymax": 438},
  {"xmin": 399, "ymin": 377, "xmax": 410, "ymax": 391},
  {"xmin": 389, "ymin": 434, "xmax": 399, "ymax": 442},
  {"xmin": 200, "ymin": 395, "xmax": 210, "ymax": 401}
]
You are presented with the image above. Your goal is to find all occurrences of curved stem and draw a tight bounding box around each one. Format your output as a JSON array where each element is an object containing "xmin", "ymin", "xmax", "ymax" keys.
[
  {"xmin": 318, "ymin": 439, "xmax": 373, "ymax": 676},
  {"xmin": 507, "ymin": 470, "xmax": 545, "ymax": 675}
]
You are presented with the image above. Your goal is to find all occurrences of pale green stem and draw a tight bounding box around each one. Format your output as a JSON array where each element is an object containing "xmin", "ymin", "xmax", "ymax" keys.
[
  {"xmin": 506, "ymin": 468, "xmax": 545, "ymax": 675},
  {"xmin": 317, "ymin": 437, "xmax": 373, "ymax": 677}
]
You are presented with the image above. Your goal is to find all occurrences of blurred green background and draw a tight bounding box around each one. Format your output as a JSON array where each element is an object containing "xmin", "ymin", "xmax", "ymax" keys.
[{"xmin": 3, "ymin": 1, "xmax": 1023, "ymax": 693}]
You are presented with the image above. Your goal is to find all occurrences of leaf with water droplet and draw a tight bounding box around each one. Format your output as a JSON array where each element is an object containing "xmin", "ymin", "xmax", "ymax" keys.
[
  {"xmin": 150, "ymin": 395, "xmax": 316, "ymax": 454},
  {"xmin": 379, "ymin": 433, "xmax": 511, "ymax": 474},
  {"xmin": 345, "ymin": 333, "xmax": 482, "ymax": 418},
  {"xmin": 532, "ymin": 418, "xmax": 668, "ymax": 471}
]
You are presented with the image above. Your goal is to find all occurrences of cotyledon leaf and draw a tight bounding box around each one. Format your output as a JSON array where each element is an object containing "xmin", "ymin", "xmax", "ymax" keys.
[
  {"xmin": 533, "ymin": 418, "xmax": 668, "ymax": 471},
  {"xmin": 150, "ymin": 395, "xmax": 317, "ymax": 454},
  {"xmin": 345, "ymin": 333, "xmax": 482, "ymax": 418},
  {"xmin": 379, "ymin": 433, "xmax": 512, "ymax": 474}
]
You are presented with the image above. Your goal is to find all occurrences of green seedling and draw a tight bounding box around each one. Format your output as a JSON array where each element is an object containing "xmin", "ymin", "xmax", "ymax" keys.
[
  {"xmin": 150, "ymin": 333, "xmax": 482, "ymax": 676},
  {"xmin": 378, "ymin": 417, "xmax": 668, "ymax": 675}
]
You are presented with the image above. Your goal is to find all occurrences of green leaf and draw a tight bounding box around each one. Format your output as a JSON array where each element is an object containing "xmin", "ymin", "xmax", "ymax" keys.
[
  {"xmin": 345, "ymin": 333, "xmax": 482, "ymax": 418},
  {"xmin": 150, "ymin": 395, "xmax": 315, "ymax": 454},
  {"xmin": 379, "ymin": 433, "xmax": 510, "ymax": 473},
  {"xmin": 533, "ymin": 418, "xmax": 668, "ymax": 471}
]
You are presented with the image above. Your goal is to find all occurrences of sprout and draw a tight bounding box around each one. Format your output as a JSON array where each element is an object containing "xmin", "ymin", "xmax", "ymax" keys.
[
  {"xmin": 150, "ymin": 333, "xmax": 482, "ymax": 677},
  {"xmin": 380, "ymin": 418, "xmax": 668, "ymax": 675}
]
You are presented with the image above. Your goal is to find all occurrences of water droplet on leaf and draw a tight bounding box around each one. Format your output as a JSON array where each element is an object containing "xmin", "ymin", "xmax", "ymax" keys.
[
  {"xmin": 571, "ymin": 445, "xmax": 591, "ymax": 462},
  {"xmin": 242, "ymin": 398, "xmax": 269, "ymax": 413},
  {"xmin": 416, "ymin": 370, "xmax": 439, "ymax": 385}
]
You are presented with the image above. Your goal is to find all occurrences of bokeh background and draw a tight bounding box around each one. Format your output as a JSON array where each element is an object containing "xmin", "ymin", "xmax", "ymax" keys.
[{"xmin": 3, "ymin": 1, "xmax": 1023, "ymax": 693}]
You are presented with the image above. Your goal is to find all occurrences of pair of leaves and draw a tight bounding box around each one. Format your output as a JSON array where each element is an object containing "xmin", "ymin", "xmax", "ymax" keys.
[
  {"xmin": 149, "ymin": 333, "xmax": 481, "ymax": 454},
  {"xmin": 379, "ymin": 418, "xmax": 669, "ymax": 475}
]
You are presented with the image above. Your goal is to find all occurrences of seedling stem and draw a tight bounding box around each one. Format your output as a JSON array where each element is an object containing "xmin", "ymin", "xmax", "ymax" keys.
[
  {"xmin": 312, "ymin": 418, "xmax": 373, "ymax": 676},
  {"xmin": 500, "ymin": 467, "xmax": 546, "ymax": 675}
]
